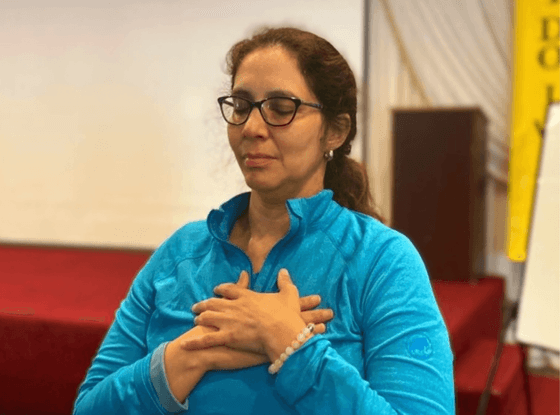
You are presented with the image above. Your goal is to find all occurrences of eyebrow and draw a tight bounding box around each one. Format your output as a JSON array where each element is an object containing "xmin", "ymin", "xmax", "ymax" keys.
[
  {"xmin": 266, "ymin": 89, "xmax": 296, "ymax": 98},
  {"xmin": 231, "ymin": 88, "xmax": 252, "ymax": 99},
  {"xmin": 231, "ymin": 88, "xmax": 297, "ymax": 99}
]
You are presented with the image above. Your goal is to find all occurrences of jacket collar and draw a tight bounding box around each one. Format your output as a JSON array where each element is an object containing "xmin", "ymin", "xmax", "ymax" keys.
[{"xmin": 207, "ymin": 189, "xmax": 337, "ymax": 241}]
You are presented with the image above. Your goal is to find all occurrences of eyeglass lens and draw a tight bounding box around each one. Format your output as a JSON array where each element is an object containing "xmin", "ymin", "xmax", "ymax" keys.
[{"xmin": 221, "ymin": 97, "xmax": 296, "ymax": 126}]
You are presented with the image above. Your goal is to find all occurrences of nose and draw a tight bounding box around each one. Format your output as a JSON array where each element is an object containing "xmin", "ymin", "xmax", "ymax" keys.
[{"xmin": 241, "ymin": 106, "xmax": 269, "ymax": 139}]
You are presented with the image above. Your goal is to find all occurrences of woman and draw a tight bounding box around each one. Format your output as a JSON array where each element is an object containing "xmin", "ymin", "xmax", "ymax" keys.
[{"xmin": 73, "ymin": 27, "xmax": 454, "ymax": 414}]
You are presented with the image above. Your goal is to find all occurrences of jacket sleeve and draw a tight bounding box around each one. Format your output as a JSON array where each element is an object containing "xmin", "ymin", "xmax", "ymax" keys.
[
  {"xmin": 72, "ymin": 244, "xmax": 189, "ymax": 415},
  {"xmin": 273, "ymin": 234, "xmax": 455, "ymax": 414}
]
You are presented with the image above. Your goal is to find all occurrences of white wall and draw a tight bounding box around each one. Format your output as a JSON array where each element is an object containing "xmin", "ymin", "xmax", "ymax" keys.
[{"xmin": 0, "ymin": 0, "xmax": 363, "ymax": 249}]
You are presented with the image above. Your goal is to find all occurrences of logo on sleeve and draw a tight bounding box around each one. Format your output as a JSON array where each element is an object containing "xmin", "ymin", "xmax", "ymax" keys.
[{"xmin": 407, "ymin": 334, "xmax": 433, "ymax": 360}]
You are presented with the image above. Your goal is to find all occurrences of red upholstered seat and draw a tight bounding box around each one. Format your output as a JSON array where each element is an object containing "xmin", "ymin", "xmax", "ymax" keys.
[
  {"xmin": 0, "ymin": 245, "xmax": 151, "ymax": 414},
  {"xmin": 431, "ymin": 277, "xmax": 504, "ymax": 360}
]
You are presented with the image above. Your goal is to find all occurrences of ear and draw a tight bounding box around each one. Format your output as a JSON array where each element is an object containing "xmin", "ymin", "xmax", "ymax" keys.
[{"xmin": 325, "ymin": 114, "xmax": 351, "ymax": 152}]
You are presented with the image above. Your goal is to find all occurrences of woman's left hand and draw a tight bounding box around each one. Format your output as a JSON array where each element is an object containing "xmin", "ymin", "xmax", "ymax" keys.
[{"xmin": 180, "ymin": 269, "xmax": 308, "ymax": 361}]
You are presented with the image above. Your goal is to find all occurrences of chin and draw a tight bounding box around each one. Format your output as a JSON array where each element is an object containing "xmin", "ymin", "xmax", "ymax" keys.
[
  {"xmin": 241, "ymin": 170, "xmax": 323, "ymax": 199},
  {"xmin": 244, "ymin": 178, "xmax": 280, "ymax": 193}
]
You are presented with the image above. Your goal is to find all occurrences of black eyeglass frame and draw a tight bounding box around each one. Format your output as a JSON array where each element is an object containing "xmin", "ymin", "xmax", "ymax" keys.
[{"xmin": 217, "ymin": 95, "xmax": 323, "ymax": 126}]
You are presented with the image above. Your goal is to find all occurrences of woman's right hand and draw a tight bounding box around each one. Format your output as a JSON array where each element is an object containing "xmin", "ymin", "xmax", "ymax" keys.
[
  {"xmin": 177, "ymin": 324, "xmax": 268, "ymax": 371},
  {"xmin": 164, "ymin": 324, "xmax": 267, "ymax": 402}
]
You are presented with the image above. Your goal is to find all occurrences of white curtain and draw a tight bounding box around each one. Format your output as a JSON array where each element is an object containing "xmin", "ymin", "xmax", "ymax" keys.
[
  {"xmin": 367, "ymin": 0, "xmax": 432, "ymax": 225},
  {"xmin": 366, "ymin": 0, "xmax": 511, "ymax": 225}
]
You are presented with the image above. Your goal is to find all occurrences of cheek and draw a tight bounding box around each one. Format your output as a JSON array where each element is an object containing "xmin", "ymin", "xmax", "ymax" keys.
[
  {"xmin": 227, "ymin": 127, "xmax": 241, "ymax": 151},
  {"xmin": 279, "ymin": 132, "xmax": 323, "ymax": 166}
]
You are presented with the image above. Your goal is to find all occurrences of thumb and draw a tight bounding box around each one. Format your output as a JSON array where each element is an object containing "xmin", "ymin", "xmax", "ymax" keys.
[
  {"xmin": 277, "ymin": 268, "xmax": 294, "ymax": 292},
  {"xmin": 236, "ymin": 270, "xmax": 249, "ymax": 289}
]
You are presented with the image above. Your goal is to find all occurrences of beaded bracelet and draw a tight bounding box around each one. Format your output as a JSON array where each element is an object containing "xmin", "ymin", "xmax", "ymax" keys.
[{"xmin": 268, "ymin": 323, "xmax": 315, "ymax": 375}]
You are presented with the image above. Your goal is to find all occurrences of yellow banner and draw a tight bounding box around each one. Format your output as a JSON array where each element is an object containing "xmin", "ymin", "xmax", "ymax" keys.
[{"xmin": 508, "ymin": 0, "xmax": 559, "ymax": 261}]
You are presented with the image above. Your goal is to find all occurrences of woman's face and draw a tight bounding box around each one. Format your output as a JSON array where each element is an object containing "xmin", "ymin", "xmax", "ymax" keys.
[{"xmin": 228, "ymin": 46, "xmax": 330, "ymax": 200}]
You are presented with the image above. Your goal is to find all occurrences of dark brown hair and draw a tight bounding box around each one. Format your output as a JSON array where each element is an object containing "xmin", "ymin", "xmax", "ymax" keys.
[{"xmin": 227, "ymin": 27, "xmax": 383, "ymax": 222}]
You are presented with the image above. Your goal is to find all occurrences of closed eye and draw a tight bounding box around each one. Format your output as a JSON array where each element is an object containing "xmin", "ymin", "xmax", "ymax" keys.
[
  {"xmin": 231, "ymin": 98, "xmax": 251, "ymax": 114},
  {"xmin": 266, "ymin": 98, "xmax": 295, "ymax": 115}
]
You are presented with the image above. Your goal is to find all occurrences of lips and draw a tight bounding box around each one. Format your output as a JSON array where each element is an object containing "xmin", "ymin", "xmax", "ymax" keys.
[
  {"xmin": 244, "ymin": 153, "xmax": 276, "ymax": 167},
  {"xmin": 246, "ymin": 153, "xmax": 275, "ymax": 159}
]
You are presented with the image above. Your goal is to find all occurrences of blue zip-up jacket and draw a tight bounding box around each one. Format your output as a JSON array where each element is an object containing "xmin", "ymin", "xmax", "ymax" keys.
[{"xmin": 73, "ymin": 190, "xmax": 455, "ymax": 414}]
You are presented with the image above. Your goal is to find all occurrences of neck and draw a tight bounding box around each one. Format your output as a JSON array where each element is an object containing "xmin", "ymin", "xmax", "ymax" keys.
[
  {"xmin": 236, "ymin": 172, "xmax": 326, "ymax": 241},
  {"xmin": 243, "ymin": 191, "xmax": 291, "ymax": 240}
]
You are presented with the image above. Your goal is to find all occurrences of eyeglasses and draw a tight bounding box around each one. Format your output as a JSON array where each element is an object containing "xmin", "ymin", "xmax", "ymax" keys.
[{"xmin": 217, "ymin": 95, "xmax": 323, "ymax": 127}]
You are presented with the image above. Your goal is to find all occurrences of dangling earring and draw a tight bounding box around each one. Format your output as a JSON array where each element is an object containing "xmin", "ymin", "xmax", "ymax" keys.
[{"xmin": 324, "ymin": 150, "xmax": 334, "ymax": 161}]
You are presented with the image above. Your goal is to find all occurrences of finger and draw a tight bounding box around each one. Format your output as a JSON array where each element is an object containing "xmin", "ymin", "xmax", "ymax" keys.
[
  {"xmin": 301, "ymin": 308, "xmax": 334, "ymax": 325},
  {"xmin": 236, "ymin": 270, "xmax": 249, "ymax": 289},
  {"xmin": 299, "ymin": 295, "xmax": 321, "ymax": 311},
  {"xmin": 191, "ymin": 298, "xmax": 229, "ymax": 314},
  {"xmin": 180, "ymin": 332, "xmax": 227, "ymax": 350},
  {"xmin": 194, "ymin": 310, "xmax": 225, "ymax": 328},
  {"xmin": 277, "ymin": 268, "xmax": 298, "ymax": 295},
  {"xmin": 214, "ymin": 283, "xmax": 244, "ymax": 299},
  {"xmin": 313, "ymin": 323, "xmax": 327, "ymax": 335}
]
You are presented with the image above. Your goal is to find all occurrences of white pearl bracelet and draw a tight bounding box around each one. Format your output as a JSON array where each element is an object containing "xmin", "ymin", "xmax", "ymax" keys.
[{"xmin": 268, "ymin": 323, "xmax": 315, "ymax": 375}]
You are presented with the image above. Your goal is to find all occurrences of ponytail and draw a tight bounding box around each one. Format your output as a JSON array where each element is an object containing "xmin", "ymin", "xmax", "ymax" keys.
[{"xmin": 325, "ymin": 154, "xmax": 384, "ymax": 223}]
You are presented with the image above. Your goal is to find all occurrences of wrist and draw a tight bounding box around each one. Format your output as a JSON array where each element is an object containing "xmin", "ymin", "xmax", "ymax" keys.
[
  {"xmin": 177, "ymin": 325, "xmax": 218, "ymax": 372},
  {"xmin": 263, "ymin": 318, "xmax": 308, "ymax": 363},
  {"xmin": 166, "ymin": 339, "xmax": 208, "ymax": 374},
  {"xmin": 163, "ymin": 339, "xmax": 208, "ymax": 403},
  {"xmin": 268, "ymin": 323, "xmax": 316, "ymax": 375}
]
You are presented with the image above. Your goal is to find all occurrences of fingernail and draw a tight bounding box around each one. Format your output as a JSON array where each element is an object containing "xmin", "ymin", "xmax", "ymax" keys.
[{"xmin": 280, "ymin": 268, "xmax": 289, "ymax": 277}]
